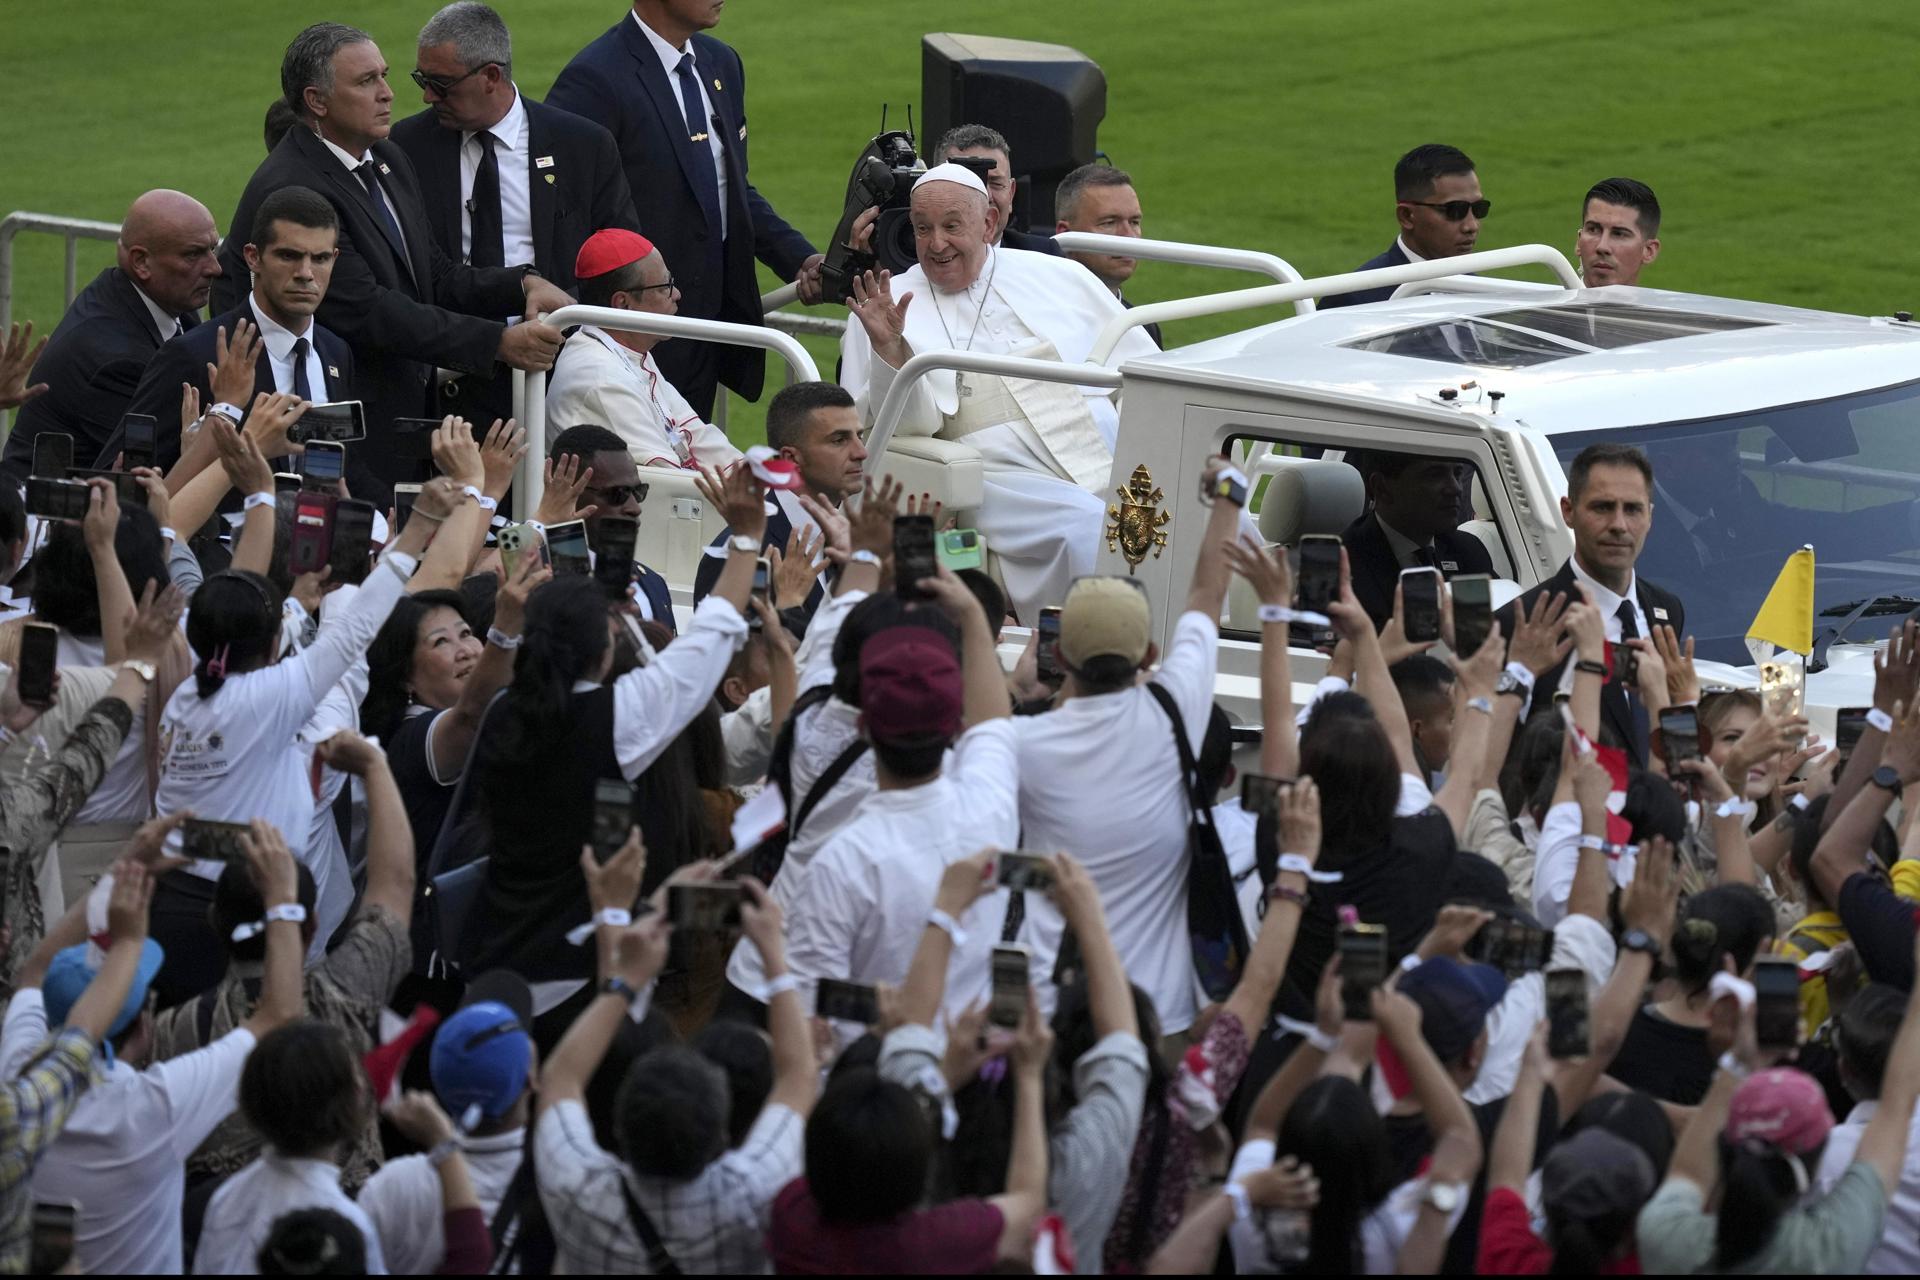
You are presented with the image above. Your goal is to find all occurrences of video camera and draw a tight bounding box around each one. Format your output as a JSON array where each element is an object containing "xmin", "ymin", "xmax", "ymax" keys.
[{"xmin": 819, "ymin": 129, "xmax": 924, "ymax": 305}]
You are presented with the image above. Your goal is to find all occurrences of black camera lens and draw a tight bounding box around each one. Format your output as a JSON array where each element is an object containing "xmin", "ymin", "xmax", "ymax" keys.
[{"xmin": 875, "ymin": 207, "xmax": 920, "ymax": 274}]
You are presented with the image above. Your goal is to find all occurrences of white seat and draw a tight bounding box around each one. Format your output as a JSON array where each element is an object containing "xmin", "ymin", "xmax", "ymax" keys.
[
  {"xmin": 877, "ymin": 437, "xmax": 986, "ymax": 513},
  {"xmin": 634, "ymin": 467, "xmax": 730, "ymax": 606},
  {"xmin": 1229, "ymin": 458, "xmax": 1366, "ymax": 630}
]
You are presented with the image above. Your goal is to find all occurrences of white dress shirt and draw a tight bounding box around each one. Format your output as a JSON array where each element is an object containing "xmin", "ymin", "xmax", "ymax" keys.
[
  {"xmin": 359, "ymin": 1128, "xmax": 525, "ymax": 1275},
  {"xmin": 248, "ymin": 293, "xmax": 329, "ymax": 400},
  {"xmin": 459, "ymin": 86, "xmax": 535, "ymax": 269},
  {"xmin": 1553, "ymin": 555, "xmax": 1646, "ymax": 699},
  {"xmin": 134, "ymin": 285, "xmax": 183, "ymax": 342},
  {"xmin": 3, "ymin": 990, "xmax": 256, "ymax": 1276},
  {"xmin": 786, "ymin": 719, "xmax": 1024, "ymax": 1024},
  {"xmin": 316, "ymin": 130, "xmax": 409, "ymax": 261},
  {"xmin": 1813, "ymin": 1099, "xmax": 1920, "ymax": 1274},
  {"xmin": 633, "ymin": 12, "xmax": 729, "ymax": 238},
  {"xmin": 1530, "ymin": 799, "xmax": 1641, "ymax": 927},
  {"xmin": 545, "ymin": 325, "xmax": 741, "ymax": 468},
  {"xmin": 195, "ymin": 1151, "xmax": 388, "ymax": 1274}
]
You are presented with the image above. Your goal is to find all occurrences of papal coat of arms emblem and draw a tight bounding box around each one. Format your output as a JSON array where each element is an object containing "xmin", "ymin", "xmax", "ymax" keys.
[{"xmin": 1105, "ymin": 464, "xmax": 1170, "ymax": 571}]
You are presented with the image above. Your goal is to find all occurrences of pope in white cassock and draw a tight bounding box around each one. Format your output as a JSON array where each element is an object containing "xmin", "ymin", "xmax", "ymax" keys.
[{"xmin": 839, "ymin": 164, "xmax": 1159, "ymax": 620}]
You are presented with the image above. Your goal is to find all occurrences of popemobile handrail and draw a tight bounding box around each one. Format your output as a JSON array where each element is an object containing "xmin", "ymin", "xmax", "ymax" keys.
[
  {"xmin": 860, "ymin": 351, "xmax": 1123, "ymax": 470},
  {"xmin": 1087, "ymin": 243, "xmax": 1584, "ymax": 364},
  {"xmin": 1049, "ymin": 233, "xmax": 1317, "ymax": 312},
  {"xmin": 513, "ymin": 305, "xmax": 819, "ymax": 520}
]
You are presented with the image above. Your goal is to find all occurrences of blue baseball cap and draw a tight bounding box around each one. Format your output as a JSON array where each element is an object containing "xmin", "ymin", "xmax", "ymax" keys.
[
  {"xmin": 43, "ymin": 939, "xmax": 166, "ymax": 1040},
  {"xmin": 1399, "ymin": 956, "xmax": 1508, "ymax": 1064},
  {"xmin": 430, "ymin": 1000, "xmax": 533, "ymax": 1121}
]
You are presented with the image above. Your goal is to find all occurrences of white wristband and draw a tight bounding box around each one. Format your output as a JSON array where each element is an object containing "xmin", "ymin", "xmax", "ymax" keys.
[
  {"xmin": 1790, "ymin": 793, "xmax": 1811, "ymax": 812},
  {"xmin": 1503, "ymin": 662, "xmax": 1537, "ymax": 691},
  {"xmin": 1718, "ymin": 1050, "xmax": 1752, "ymax": 1082},
  {"xmin": 210, "ymin": 402, "xmax": 246, "ymax": 424},
  {"xmin": 763, "ymin": 973, "xmax": 800, "ymax": 1001},
  {"xmin": 1223, "ymin": 1180, "xmax": 1253, "ymax": 1223},
  {"xmin": 229, "ymin": 902, "xmax": 308, "ymax": 942},
  {"xmin": 849, "ymin": 549, "xmax": 882, "ymax": 568},
  {"xmin": 243, "ymin": 491, "xmax": 277, "ymax": 511},
  {"xmin": 159, "ymin": 526, "xmax": 178, "ymax": 544},
  {"xmin": 1277, "ymin": 853, "xmax": 1341, "ymax": 884},
  {"xmin": 1466, "ymin": 696, "xmax": 1494, "ymax": 715},
  {"xmin": 1709, "ymin": 971, "xmax": 1756, "ymax": 1010},
  {"xmin": 460, "ymin": 484, "xmax": 498, "ymax": 513},
  {"xmin": 1716, "ymin": 797, "xmax": 1758, "ymax": 819},
  {"xmin": 1259, "ymin": 603, "xmax": 1330, "ymax": 627},
  {"xmin": 925, "ymin": 908, "xmax": 969, "ymax": 947},
  {"xmin": 381, "ymin": 550, "xmax": 420, "ymax": 582},
  {"xmin": 486, "ymin": 626, "xmax": 523, "ymax": 651},
  {"xmin": 1869, "ymin": 707, "xmax": 1895, "ymax": 733},
  {"xmin": 1271, "ymin": 1014, "xmax": 1337, "ymax": 1053}
]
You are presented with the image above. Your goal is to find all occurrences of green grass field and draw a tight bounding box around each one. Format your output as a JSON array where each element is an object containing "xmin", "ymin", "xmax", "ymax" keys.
[{"xmin": 4, "ymin": 0, "xmax": 1915, "ymax": 445}]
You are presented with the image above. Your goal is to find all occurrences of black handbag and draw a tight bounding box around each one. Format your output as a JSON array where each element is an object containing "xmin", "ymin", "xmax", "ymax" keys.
[{"xmin": 1146, "ymin": 683, "xmax": 1250, "ymax": 1002}]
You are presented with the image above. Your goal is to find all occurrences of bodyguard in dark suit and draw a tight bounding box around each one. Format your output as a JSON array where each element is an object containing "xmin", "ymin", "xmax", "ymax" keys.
[
  {"xmin": 551, "ymin": 424, "xmax": 677, "ymax": 633},
  {"xmin": 691, "ymin": 382, "xmax": 868, "ymax": 621},
  {"xmin": 1, "ymin": 190, "xmax": 222, "ymax": 479},
  {"xmin": 119, "ymin": 187, "xmax": 355, "ymax": 469},
  {"xmin": 1499, "ymin": 442, "xmax": 1683, "ymax": 766},
  {"xmin": 1340, "ymin": 449, "xmax": 1494, "ymax": 631},
  {"xmin": 547, "ymin": 2, "xmax": 821, "ymax": 422},
  {"xmin": 1322, "ymin": 143, "xmax": 1489, "ymax": 309},
  {"xmin": 934, "ymin": 125, "xmax": 1067, "ymax": 260},
  {"xmin": 212, "ymin": 23, "xmax": 572, "ymax": 500},
  {"xmin": 1054, "ymin": 163, "xmax": 1160, "ymax": 346},
  {"xmin": 391, "ymin": 2, "xmax": 641, "ymax": 427}
]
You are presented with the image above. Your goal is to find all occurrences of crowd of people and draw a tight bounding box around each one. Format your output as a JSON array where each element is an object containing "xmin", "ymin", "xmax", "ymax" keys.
[{"xmin": 2, "ymin": 1, "xmax": 1907, "ymax": 1277}]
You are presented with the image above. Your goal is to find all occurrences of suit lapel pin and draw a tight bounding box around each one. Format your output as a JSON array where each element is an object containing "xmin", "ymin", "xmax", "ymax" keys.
[
  {"xmin": 544, "ymin": 173, "xmax": 556, "ymax": 184},
  {"xmin": 327, "ymin": 365, "xmax": 340, "ymax": 378},
  {"xmin": 535, "ymin": 155, "xmax": 555, "ymax": 169},
  {"xmin": 712, "ymin": 78, "xmax": 722, "ymax": 91},
  {"xmin": 1652, "ymin": 606, "xmax": 1670, "ymax": 621},
  {"xmin": 378, "ymin": 162, "xmax": 391, "ymax": 175},
  {"xmin": 1440, "ymin": 560, "xmax": 1459, "ymax": 573},
  {"xmin": 738, "ymin": 123, "xmax": 747, "ymax": 141}
]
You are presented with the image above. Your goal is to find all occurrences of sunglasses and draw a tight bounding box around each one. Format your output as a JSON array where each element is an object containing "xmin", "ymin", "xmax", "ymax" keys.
[
  {"xmin": 1403, "ymin": 199, "xmax": 1492, "ymax": 222},
  {"xmin": 410, "ymin": 63, "xmax": 493, "ymax": 96},
  {"xmin": 590, "ymin": 482, "xmax": 650, "ymax": 506}
]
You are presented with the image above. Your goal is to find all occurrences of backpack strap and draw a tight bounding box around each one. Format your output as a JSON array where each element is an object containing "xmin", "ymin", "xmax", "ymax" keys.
[
  {"xmin": 1145, "ymin": 682, "xmax": 1206, "ymax": 815},
  {"xmin": 791, "ymin": 739, "xmax": 868, "ymax": 839},
  {"xmin": 618, "ymin": 1177, "xmax": 682, "ymax": 1275}
]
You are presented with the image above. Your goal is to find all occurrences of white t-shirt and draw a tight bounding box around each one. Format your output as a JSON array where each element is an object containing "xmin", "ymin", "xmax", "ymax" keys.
[
  {"xmin": 1467, "ymin": 913, "xmax": 1617, "ymax": 1105},
  {"xmin": 1531, "ymin": 800, "xmax": 1639, "ymax": 928},
  {"xmin": 195, "ymin": 1151, "xmax": 388, "ymax": 1274},
  {"xmin": 1813, "ymin": 1100, "xmax": 1920, "ymax": 1274},
  {"xmin": 1014, "ymin": 610, "xmax": 1220, "ymax": 1033},
  {"xmin": 54, "ymin": 630, "xmax": 149, "ymax": 823},
  {"xmin": 786, "ymin": 719, "xmax": 1025, "ymax": 1023},
  {"xmin": 4, "ymin": 989, "xmax": 254, "ymax": 1275},
  {"xmin": 359, "ymin": 1128, "xmax": 525, "ymax": 1275}
]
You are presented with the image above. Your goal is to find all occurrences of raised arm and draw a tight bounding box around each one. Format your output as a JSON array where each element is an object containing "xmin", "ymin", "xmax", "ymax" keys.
[
  {"xmin": 1563, "ymin": 744, "xmax": 1617, "ymax": 924},
  {"xmin": 317, "ymin": 730, "xmax": 415, "ymax": 924},
  {"xmin": 1224, "ymin": 536, "xmax": 1298, "ymax": 778},
  {"xmin": 1479, "ymin": 591, "xmax": 1572, "ymax": 791},
  {"xmin": 79, "ymin": 481, "xmax": 135, "ymax": 662},
  {"xmin": 1676, "ymin": 755, "xmax": 1759, "ymax": 886},
  {"xmin": 1855, "ymin": 933, "xmax": 1920, "ymax": 1192},
  {"xmin": 1329, "ymin": 551, "xmax": 1420, "ymax": 776},
  {"xmin": 537, "ymin": 914, "xmax": 672, "ymax": 1114},
  {"xmin": 412, "ymin": 420, "xmax": 492, "ymax": 593},
  {"xmin": 427, "ymin": 558, "xmax": 549, "ymax": 780},
  {"xmin": 693, "ymin": 462, "xmax": 771, "ymax": 615},
  {"xmin": 917, "ymin": 565, "xmax": 1009, "ymax": 727},
  {"xmin": 739, "ymin": 876, "xmax": 819, "ymax": 1118},
  {"xmin": 1562, "ymin": 592, "xmax": 1605, "ymax": 742},
  {"xmin": 1246, "ymin": 961, "xmax": 1345, "ymax": 1143},
  {"xmin": 896, "ymin": 850, "xmax": 996, "ymax": 1029},
  {"xmin": 1224, "ymin": 779, "xmax": 1320, "ymax": 1032},
  {"xmin": 1487, "ymin": 1024, "xmax": 1552, "ymax": 1192},
  {"xmin": 1049, "ymin": 851, "xmax": 1139, "ymax": 1040},
  {"xmin": 1435, "ymin": 626, "xmax": 1505, "ymax": 837},
  {"xmin": 1185, "ymin": 456, "xmax": 1248, "ymax": 624},
  {"xmin": 235, "ymin": 821, "xmax": 306, "ymax": 1039},
  {"xmin": 1812, "ymin": 698, "xmax": 1920, "ymax": 905},
  {"xmin": 992, "ymin": 989, "xmax": 1053, "ymax": 1263},
  {"xmin": 58, "ymin": 861, "xmax": 155, "ymax": 1044}
]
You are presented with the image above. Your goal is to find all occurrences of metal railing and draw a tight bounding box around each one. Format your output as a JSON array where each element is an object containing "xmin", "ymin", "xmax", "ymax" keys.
[
  {"xmin": 1088, "ymin": 243, "xmax": 1585, "ymax": 364},
  {"xmin": 0, "ymin": 211, "xmax": 123, "ymax": 430},
  {"xmin": 514, "ymin": 304, "xmax": 820, "ymax": 519},
  {"xmin": 1051, "ymin": 232, "xmax": 1317, "ymax": 309},
  {"xmin": 862, "ymin": 350, "xmax": 1122, "ymax": 466}
]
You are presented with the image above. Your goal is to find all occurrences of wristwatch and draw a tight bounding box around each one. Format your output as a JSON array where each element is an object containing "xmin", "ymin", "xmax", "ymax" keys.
[
  {"xmin": 121, "ymin": 659, "xmax": 157, "ymax": 684},
  {"xmin": 1422, "ymin": 1181, "xmax": 1466, "ymax": 1214},
  {"xmin": 1872, "ymin": 764, "xmax": 1904, "ymax": 797},
  {"xmin": 1494, "ymin": 671, "xmax": 1531, "ymax": 699},
  {"xmin": 728, "ymin": 534, "xmax": 760, "ymax": 555},
  {"xmin": 1620, "ymin": 928, "xmax": 1662, "ymax": 960}
]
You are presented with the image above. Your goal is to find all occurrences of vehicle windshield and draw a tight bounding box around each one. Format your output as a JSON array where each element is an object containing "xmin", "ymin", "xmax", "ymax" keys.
[{"xmin": 1552, "ymin": 378, "xmax": 1920, "ymax": 666}]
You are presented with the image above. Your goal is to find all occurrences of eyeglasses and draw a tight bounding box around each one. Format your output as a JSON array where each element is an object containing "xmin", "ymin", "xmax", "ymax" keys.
[
  {"xmin": 410, "ymin": 63, "xmax": 493, "ymax": 96},
  {"xmin": 590, "ymin": 482, "xmax": 650, "ymax": 506},
  {"xmin": 634, "ymin": 277, "xmax": 678, "ymax": 295},
  {"xmin": 1402, "ymin": 199, "xmax": 1492, "ymax": 222}
]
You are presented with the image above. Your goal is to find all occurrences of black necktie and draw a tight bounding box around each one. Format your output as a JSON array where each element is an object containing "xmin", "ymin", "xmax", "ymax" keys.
[
  {"xmin": 673, "ymin": 52, "xmax": 723, "ymax": 232},
  {"xmin": 354, "ymin": 161, "xmax": 409, "ymax": 262},
  {"xmin": 1615, "ymin": 598, "xmax": 1651, "ymax": 763},
  {"xmin": 468, "ymin": 131, "xmax": 505, "ymax": 269},
  {"xmin": 1614, "ymin": 599, "xmax": 1640, "ymax": 643},
  {"xmin": 1412, "ymin": 545, "xmax": 1438, "ymax": 569},
  {"xmin": 290, "ymin": 337, "xmax": 313, "ymax": 402}
]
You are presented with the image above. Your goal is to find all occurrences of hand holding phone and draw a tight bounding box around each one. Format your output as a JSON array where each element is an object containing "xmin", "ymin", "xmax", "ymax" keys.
[
  {"xmin": 1337, "ymin": 921, "xmax": 1387, "ymax": 1021},
  {"xmin": 995, "ymin": 850, "xmax": 1055, "ymax": 892},
  {"xmin": 1546, "ymin": 968, "xmax": 1590, "ymax": 1058},
  {"xmin": 1753, "ymin": 957, "xmax": 1801, "ymax": 1050},
  {"xmin": 989, "ymin": 943, "xmax": 1030, "ymax": 1028},
  {"xmin": 893, "ymin": 515, "xmax": 937, "ymax": 601},
  {"xmin": 1451, "ymin": 574, "xmax": 1493, "ymax": 656},
  {"xmin": 1295, "ymin": 536, "xmax": 1341, "ymax": 617},
  {"xmin": 1035, "ymin": 606, "xmax": 1064, "ymax": 687},
  {"xmin": 815, "ymin": 978, "xmax": 881, "ymax": 1025},
  {"xmin": 1399, "ymin": 567, "xmax": 1442, "ymax": 644}
]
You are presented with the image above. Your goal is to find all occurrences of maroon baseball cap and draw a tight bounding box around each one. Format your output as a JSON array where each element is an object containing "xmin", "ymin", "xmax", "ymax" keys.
[{"xmin": 859, "ymin": 626, "xmax": 962, "ymax": 745}]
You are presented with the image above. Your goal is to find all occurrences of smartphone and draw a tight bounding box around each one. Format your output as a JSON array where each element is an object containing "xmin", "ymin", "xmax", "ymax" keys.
[
  {"xmin": 1836, "ymin": 707, "xmax": 1871, "ymax": 765},
  {"xmin": 591, "ymin": 778, "xmax": 633, "ymax": 860},
  {"xmin": 119, "ymin": 412, "xmax": 159, "ymax": 471},
  {"xmin": 893, "ymin": 514, "xmax": 936, "ymax": 601},
  {"xmin": 1546, "ymin": 968, "xmax": 1590, "ymax": 1058},
  {"xmin": 989, "ymin": 943, "xmax": 1030, "ymax": 1028},
  {"xmin": 181, "ymin": 818, "xmax": 254, "ymax": 863},
  {"xmin": 273, "ymin": 471, "xmax": 302, "ymax": 498},
  {"xmin": 937, "ymin": 527, "xmax": 985, "ymax": 573},
  {"xmin": 1611, "ymin": 641, "xmax": 1639, "ymax": 689},
  {"xmin": 497, "ymin": 521, "xmax": 543, "ymax": 581},
  {"xmin": 1399, "ymin": 567, "xmax": 1443, "ymax": 644},
  {"xmin": 30, "ymin": 431, "xmax": 73, "ymax": 478},
  {"xmin": 668, "ymin": 883, "xmax": 744, "ymax": 931},
  {"xmin": 1658, "ymin": 706, "xmax": 1703, "ymax": 772},
  {"xmin": 289, "ymin": 491, "xmax": 334, "ymax": 575},
  {"xmin": 329, "ymin": 499, "xmax": 375, "ymax": 584},
  {"xmin": 393, "ymin": 483, "xmax": 423, "ymax": 534},
  {"xmin": 290, "ymin": 399, "xmax": 366, "ymax": 445},
  {"xmin": 29, "ymin": 1200, "xmax": 77, "ymax": 1276},
  {"xmin": 593, "ymin": 515, "xmax": 639, "ymax": 597},
  {"xmin": 16, "ymin": 622, "xmax": 58, "ymax": 708},
  {"xmin": 299, "ymin": 440, "xmax": 346, "ymax": 490},
  {"xmin": 815, "ymin": 978, "xmax": 881, "ymax": 1025},
  {"xmin": 1295, "ymin": 535, "xmax": 1342, "ymax": 616},
  {"xmin": 1753, "ymin": 957, "xmax": 1802, "ymax": 1050},
  {"xmin": 1451, "ymin": 574, "xmax": 1493, "ymax": 657},
  {"xmin": 1240, "ymin": 772, "xmax": 1287, "ymax": 821},
  {"xmin": 546, "ymin": 519, "xmax": 591, "ymax": 577},
  {"xmin": 995, "ymin": 850, "xmax": 1055, "ymax": 892},
  {"xmin": 1467, "ymin": 917, "xmax": 1553, "ymax": 979},
  {"xmin": 24, "ymin": 476, "xmax": 89, "ymax": 521},
  {"xmin": 750, "ymin": 555, "xmax": 772, "ymax": 630},
  {"xmin": 64, "ymin": 468, "xmax": 147, "ymax": 509},
  {"xmin": 1337, "ymin": 921, "xmax": 1387, "ymax": 1022},
  {"xmin": 1035, "ymin": 605, "xmax": 1064, "ymax": 687}
]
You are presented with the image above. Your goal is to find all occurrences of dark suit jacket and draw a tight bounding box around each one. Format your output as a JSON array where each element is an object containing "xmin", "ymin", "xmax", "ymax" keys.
[
  {"xmin": 1319, "ymin": 240, "xmax": 1411, "ymax": 309},
  {"xmin": 1341, "ymin": 511, "xmax": 1494, "ymax": 632},
  {"xmin": 691, "ymin": 502, "xmax": 825, "ymax": 623},
  {"xmin": 636, "ymin": 563, "xmax": 675, "ymax": 635},
  {"xmin": 210, "ymin": 126, "xmax": 528, "ymax": 499},
  {"xmin": 1122, "ymin": 296, "xmax": 1164, "ymax": 350},
  {"xmin": 0, "ymin": 268, "xmax": 198, "ymax": 481},
  {"xmin": 1499, "ymin": 559, "xmax": 1686, "ymax": 766},
  {"xmin": 546, "ymin": 21, "xmax": 814, "ymax": 403},
  {"xmin": 112, "ymin": 302, "xmax": 354, "ymax": 470}
]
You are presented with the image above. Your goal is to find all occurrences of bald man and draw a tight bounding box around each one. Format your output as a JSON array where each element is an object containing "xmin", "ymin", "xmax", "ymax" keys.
[{"xmin": 2, "ymin": 190, "xmax": 222, "ymax": 478}]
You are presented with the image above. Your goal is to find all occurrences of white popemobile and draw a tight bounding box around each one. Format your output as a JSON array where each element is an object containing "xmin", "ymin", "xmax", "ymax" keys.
[{"xmin": 516, "ymin": 240, "xmax": 1920, "ymax": 742}]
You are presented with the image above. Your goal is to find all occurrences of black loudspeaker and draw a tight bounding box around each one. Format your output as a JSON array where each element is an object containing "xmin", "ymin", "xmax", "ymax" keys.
[{"xmin": 921, "ymin": 33, "xmax": 1106, "ymax": 232}]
